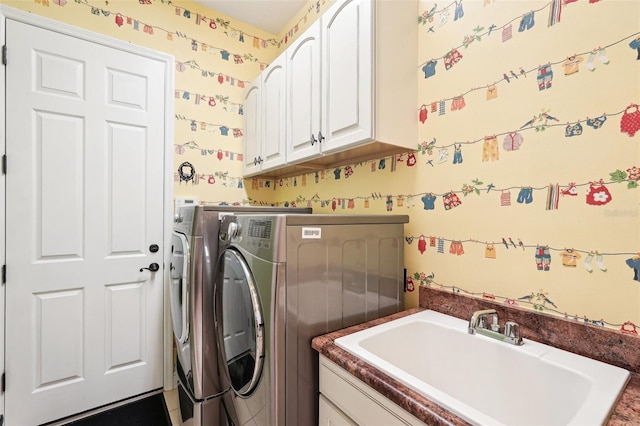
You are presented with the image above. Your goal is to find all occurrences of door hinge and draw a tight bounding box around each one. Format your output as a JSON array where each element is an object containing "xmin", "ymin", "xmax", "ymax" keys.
[
  {"xmin": 2, "ymin": 372, "xmax": 5, "ymax": 393},
  {"xmin": 1, "ymin": 265, "xmax": 5, "ymax": 284},
  {"xmin": 2, "ymin": 45, "xmax": 6, "ymax": 66},
  {"xmin": 2, "ymin": 155, "xmax": 6, "ymax": 175}
]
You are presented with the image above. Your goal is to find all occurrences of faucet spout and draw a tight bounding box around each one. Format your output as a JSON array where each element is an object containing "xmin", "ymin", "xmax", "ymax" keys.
[
  {"xmin": 468, "ymin": 309, "xmax": 524, "ymax": 346},
  {"xmin": 468, "ymin": 309, "xmax": 497, "ymax": 334}
]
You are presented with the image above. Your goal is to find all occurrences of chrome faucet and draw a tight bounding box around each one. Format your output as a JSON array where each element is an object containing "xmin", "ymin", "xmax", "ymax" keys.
[{"xmin": 468, "ymin": 309, "xmax": 524, "ymax": 346}]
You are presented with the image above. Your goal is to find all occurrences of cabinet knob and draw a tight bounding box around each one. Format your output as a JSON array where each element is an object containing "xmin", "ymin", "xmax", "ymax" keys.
[
  {"xmin": 311, "ymin": 134, "xmax": 317, "ymax": 146},
  {"xmin": 254, "ymin": 157, "xmax": 258, "ymax": 166},
  {"xmin": 258, "ymin": 156, "xmax": 263, "ymax": 164},
  {"xmin": 318, "ymin": 131, "xmax": 325, "ymax": 143}
]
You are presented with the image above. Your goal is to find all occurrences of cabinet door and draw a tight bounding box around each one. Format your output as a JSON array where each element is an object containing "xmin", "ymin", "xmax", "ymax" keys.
[
  {"xmin": 261, "ymin": 53, "xmax": 287, "ymax": 171},
  {"xmin": 321, "ymin": 0, "xmax": 373, "ymax": 153},
  {"xmin": 243, "ymin": 81, "xmax": 262, "ymax": 176},
  {"xmin": 287, "ymin": 22, "xmax": 322, "ymax": 164}
]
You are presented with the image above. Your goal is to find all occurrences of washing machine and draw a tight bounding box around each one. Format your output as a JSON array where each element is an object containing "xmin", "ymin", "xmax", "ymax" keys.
[
  {"xmin": 169, "ymin": 205, "xmax": 310, "ymax": 426},
  {"xmin": 214, "ymin": 213, "xmax": 408, "ymax": 426}
]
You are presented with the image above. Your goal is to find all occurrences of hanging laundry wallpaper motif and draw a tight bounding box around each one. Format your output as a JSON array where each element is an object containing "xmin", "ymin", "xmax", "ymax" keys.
[
  {"xmin": 246, "ymin": 0, "xmax": 640, "ymax": 332},
  {"xmin": 3, "ymin": 0, "xmax": 639, "ymax": 332}
]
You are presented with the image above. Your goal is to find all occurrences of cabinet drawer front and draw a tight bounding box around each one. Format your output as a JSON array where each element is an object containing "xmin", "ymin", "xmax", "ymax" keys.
[
  {"xmin": 320, "ymin": 394, "xmax": 358, "ymax": 426},
  {"xmin": 320, "ymin": 357, "xmax": 424, "ymax": 426}
]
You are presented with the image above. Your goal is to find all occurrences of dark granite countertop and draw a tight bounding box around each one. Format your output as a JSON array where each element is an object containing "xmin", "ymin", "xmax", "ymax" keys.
[{"xmin": 312, "ymin": 306, "xmax": 640, "ymax": 425}]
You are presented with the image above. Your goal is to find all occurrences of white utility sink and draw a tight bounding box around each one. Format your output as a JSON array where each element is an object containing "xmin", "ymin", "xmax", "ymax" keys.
[{"xmin": 335, "ymin": 310, "xmax": 630, "ymax": 426}]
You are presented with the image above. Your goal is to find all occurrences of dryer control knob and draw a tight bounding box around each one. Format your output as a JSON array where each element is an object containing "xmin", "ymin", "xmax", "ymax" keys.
[
  {"xmin": 174, "ymin": 213, "xmax": 183, "ymax": 223},
  {"xmin": 227, "ymin": 222, "xmax": 240, "ymax": 239}
]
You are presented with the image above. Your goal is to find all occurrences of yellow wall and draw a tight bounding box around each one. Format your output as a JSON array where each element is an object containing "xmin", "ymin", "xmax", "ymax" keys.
[
  {"xmin": 251, "ymin": 0, "xmax": 640, "ymax": 331},
  {"xmin": 1, "ymin": 0, "xmax": 280, "ymax": 206},
  {"xmin": 275, "ymin": 0, "xmax": 333, "ymax": 48},
  {"xmin": 3, "ymin": 0, "xmax": 639, "ymax": 330}
]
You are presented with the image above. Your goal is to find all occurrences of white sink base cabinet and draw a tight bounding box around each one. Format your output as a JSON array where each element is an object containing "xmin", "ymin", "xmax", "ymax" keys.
[{"xmin": 319, "ymin": 355, "xmax": 424, "ymax": 426}]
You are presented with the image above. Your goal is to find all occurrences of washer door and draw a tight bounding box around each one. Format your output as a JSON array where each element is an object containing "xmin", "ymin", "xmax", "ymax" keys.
[
  {"xmin": 170, "ymin": 232, "xmax": 189, "ymax": 344},
  {"xmin": 215, "ymin": 248, "xmax": 265, "ymax": 397}
]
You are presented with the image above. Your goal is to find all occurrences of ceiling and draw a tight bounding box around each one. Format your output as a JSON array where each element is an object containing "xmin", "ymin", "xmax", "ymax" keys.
[{"xmin": 193, "ymin": 0, "xmax": 308, "ymax": 34}]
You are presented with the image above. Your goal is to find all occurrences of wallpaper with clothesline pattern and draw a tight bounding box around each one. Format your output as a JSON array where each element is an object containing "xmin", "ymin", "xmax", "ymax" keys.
[{"xmin": 247, "ymin": 0, "xmax": 640, "ymax": 332}]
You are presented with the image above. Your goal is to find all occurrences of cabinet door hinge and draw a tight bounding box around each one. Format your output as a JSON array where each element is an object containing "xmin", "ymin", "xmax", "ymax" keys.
[
  {"xmin": 2, "ymin": 372, "xmax": 5, "ymax": 392},
  {"xmin": 2, "ymin": 265, "xmax": 5, "ymax": 284},
  {"xmin": 2, "ymin": 45, "xmax": 6, "ymax": 66},
  {"xmin": 2, "ymin": 155, "xmax": 6, "ymax": 175}
]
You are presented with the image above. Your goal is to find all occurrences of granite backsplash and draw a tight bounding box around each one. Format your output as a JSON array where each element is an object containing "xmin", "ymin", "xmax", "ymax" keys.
[{"xmin": 418, "ymin": 286, "xmax": 640, "ymax": 374}]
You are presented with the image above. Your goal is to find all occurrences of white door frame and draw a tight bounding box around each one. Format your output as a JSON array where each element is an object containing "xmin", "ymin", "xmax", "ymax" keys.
[
  {"xmin": 0, "ymin": 7, "xmax": 175, "ymax": 419},
  {"xmin": 0, "ymin": 8, "xmax": 4, "ymax": 425}
]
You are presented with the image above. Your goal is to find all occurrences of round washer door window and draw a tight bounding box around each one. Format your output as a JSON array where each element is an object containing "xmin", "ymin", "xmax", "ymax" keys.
[
  {"xmin": 169, "ymin": 232, "xmax": 189, "ymax": 344},
  {"xmin": 216, "ymin": 248, "xmax": 265, "ymax": 397}
]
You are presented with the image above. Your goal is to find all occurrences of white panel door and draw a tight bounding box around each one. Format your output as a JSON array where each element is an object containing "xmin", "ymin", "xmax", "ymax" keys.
[
  {"xmin": 287, "ymin": 22, "xmax": 322, "ymax": 164},
  {"xmin": 261, "ymin": 53, "xmax": 287, "ymax": 172},
  {"xmin": 5, "ymin": 19, "xmax": 166, "ymax": 425},
  {"xmin": 321, "ymin": 0, "xmax": 373, "ymax": 153},
  {"xmin": 243, "ymin": 82, "xmax": 262, "ymax": 176}
]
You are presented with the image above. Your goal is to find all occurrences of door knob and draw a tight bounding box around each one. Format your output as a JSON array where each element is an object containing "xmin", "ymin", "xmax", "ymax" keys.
[{"xmin": 140, "ymin": 263, "xmax": 160, "ymax": 272}]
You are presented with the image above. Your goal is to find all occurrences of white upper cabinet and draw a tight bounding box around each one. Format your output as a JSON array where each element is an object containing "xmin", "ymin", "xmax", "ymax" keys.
[
  {"xmin": 287, "ymin": 0, "xmax": 373, "ymax": 161},
  {"xmin": 244, "ymin": 0, "xmax": 417, "ymax": 178},
  {"xmin": 321, "ymin": 0, "xmax": 373, "ymax": 153},
  {"xmin": 243, "ymin": 52, "xmax": 287, "ymax": 176},
  {"xmin": 287, "ymin": 22, "xmax": 322, "ymax": 164},
  {"xmin": 243, "ymin": 81, "xmax": 262, "ymax": 176},
  {"xmin": 261, "ymin": 53, "xmax": 287, "ymax": 171}
]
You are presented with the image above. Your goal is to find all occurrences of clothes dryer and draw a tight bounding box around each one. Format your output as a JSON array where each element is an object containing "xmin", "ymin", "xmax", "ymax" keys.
[
  {"xmin": 214, "ymin": 214, "xmax": 408, "ymax": 426},
  {"xmin": 169, "ymin": 205, "xmax": 310, "ymax": 426}
]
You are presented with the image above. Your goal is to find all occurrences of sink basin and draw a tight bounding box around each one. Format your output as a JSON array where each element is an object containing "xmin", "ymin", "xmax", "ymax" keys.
[{"xmin": 335, "ymin": 310, "xmax": 630, "ymax": 426}]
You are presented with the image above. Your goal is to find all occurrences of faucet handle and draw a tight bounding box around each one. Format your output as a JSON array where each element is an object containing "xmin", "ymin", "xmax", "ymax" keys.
[
  {"xmin": 504, "ymin": 321, "xmax": 524, "ymax": 345},
  {"xmin": 489, "ymin": 314, "xmax": 500, "ymax": 332},
  {"xmin": 504, "ymin": 321, "xmax": 518, "ymax": 337}
]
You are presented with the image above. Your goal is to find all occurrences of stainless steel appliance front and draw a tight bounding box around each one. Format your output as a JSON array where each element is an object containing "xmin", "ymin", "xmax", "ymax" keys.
[
  {"xmin": 215, "ymin": 214, "xmax": 408, "ymax": 426},
  {"xmin": 169, "ymin": 205, "xmax": 310, "ymax": 425}
]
